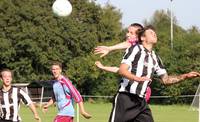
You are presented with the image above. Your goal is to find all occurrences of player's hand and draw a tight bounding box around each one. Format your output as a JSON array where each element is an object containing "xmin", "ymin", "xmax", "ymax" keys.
[
  {"xmin": 34, "ymin": 114, "xmax": 41, "ymax": 122},
  {"xmin": 42, "ymin": 105, "xmax": 48, "ymax": 113},
  {"xmin": 134, "ymin": 76, "xmax": 152, "ymax": 82},
  {"xmin": 94, "ymin": 46, "xmax": 110, "ymax": 58},
  {"xmin": 80, "ymin": 110, "xmax": 92, "ymax": 119},
  {"xmin": 95, "ymin": 61, "xmax": 104, "ymax": 69},
  {"xmin": 184, "ymin": 71, "xmax": 200, "ymax": 78}
]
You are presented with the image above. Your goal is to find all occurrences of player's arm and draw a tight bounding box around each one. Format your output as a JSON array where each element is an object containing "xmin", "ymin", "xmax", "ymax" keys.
[
  {"xmin": 43, "ymin": 98, "xmax": 54, "ymax": 111},
  {"xmin": 118, "ymin": 63, "xmax": 151, "ymax": 82},
  {"xmin": 29, "ymin": 103, "xmax": 41, "ymax": 122},
  {"xmin": 78, "ymin": 101, "xmax": 92, "ymax": 119},
  {"xmin": 94, "ymin": 41, "xmax": 131, "ymax": 57},
  {"xmin": 43, "ymin": 89, "xmax": 56, "ymax": 111},
  {"xmin": 160, "ymin": 71, "xmax": 200, "ymax": 85},
  {"xmin": 61, "ymin": 78, "xmax": 83, "ymax": 103},
  {"xmin": 104, "ymin": 41, "xmax": 131, "ymax": 50},
  {"xmin": 95, "ymin": 61, "xmax": 119, "ymax": 73},
  {"xmin": 118, "ymin": 45, "xmax": 151, "ymax": 82},
  {"xmin": 19, "ymin": 89, "xmax": 40, "ymax": 121}
]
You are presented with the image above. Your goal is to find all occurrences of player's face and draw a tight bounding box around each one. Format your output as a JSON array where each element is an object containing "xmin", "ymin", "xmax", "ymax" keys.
[
  {"xmin": 1, "ymin": 71, "xmax": 12, "ymax": 87},
  {"xmin": 51, "ymin": 65, "xmax": 62, "ymax": 79},
  {"xmin": 126, "ymin": 26, "xmax": 138, "ymax": 41},
  {"xmin": 144, "ymin": 29, "xmax": 157, "ymax": 44}
]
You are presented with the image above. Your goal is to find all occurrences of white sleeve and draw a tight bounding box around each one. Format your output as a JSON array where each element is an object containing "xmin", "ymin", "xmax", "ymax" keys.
[
  {"xmin": 19, "ymin": 89, "xmax": 32, "ymax": 105},
  {"xmin": 154, "ymin": 55, "xmax": 167, "ymax": 76}
]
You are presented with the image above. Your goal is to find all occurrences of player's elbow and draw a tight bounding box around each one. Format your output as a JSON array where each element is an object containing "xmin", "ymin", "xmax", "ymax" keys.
[
  {"xmin": 118, "ymin": 68, "xmax": 127, "ymax": 77},
  {"xmin": 118, "ymin": 69, "xmax": 123, "ymax": 76},
  {"xmin": 161, "ymin": 80, "xmax": 168, "ymax": 85},
  {"xmin": 161, "ymin": 79, "xmax": 173, "ymax": 86},
  {"xmin": 118, "ymin": 63, "xmax": 128, "ymax": 75}
]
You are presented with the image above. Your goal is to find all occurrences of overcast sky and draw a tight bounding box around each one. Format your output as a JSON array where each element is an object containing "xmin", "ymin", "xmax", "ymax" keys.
[{"xmin": 95, "ymin": 0, "xmax": 200, "ymax": 29}]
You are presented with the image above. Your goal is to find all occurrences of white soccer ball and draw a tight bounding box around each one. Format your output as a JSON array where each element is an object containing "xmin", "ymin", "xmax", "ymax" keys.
[{"xmin": 52, "ymin": 0, "xmax": 72, "ymax": 17}]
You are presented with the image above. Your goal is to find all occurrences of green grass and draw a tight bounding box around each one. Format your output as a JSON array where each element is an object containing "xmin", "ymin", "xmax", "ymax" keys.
[{"xmin": 20, "ymin": 103, "xmax": 198, "ymax": 122}]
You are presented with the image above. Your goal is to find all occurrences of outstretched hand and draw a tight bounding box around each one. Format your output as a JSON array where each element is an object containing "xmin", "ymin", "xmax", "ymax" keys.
[
  {"xmin": 95, "ymin": 61, "xmax": 104, "ymax": 69},
  {"xmin": 94, "ymin": 46, "xmax": 110, "ymax": 58},
  {"xmin": 184, "ymin": 71, "xmax": 200, "ymax": 78},
  {"xmin": 134, "ymin": 76, "xmax": 152, "ymax": 82}
]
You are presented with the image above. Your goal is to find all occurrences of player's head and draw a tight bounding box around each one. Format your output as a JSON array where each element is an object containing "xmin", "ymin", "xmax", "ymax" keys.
[
  {"xmin": 126, "ymin": 23, "xmax": 143, "ymax": 41},
  {"xmin": 130, "ymin": 23, "xmax": 143, "ymax": 30},
  {"xmin": 0, "ymin": 69, "xmax": 13, "ymax": 87},
  {"xmin": 138, "ymin": 25, "xmax": 157, "ymax": 44},
  {"xmin": 51, "ymin": 61, "xmax": 62, "ymax": 80}
]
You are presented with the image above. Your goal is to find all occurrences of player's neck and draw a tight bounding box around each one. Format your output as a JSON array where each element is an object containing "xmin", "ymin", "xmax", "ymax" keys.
[
  {"xmin": 143, "ymin": 43, "xmax": 153, "ymax": 52},
  {"xmin": 55, "ymin": 74, "xmax": 63, "ymax": 80},
  {"xmin": 2, "ymin": 85, "xmax": 11, "ymax": 92}
]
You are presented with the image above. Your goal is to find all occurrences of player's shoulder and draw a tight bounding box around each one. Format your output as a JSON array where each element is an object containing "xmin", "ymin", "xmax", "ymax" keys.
[
  {"xmin": 12, "ymin": 86, "xmax": 19, "ymax": 90},
  {"xmin": 127, "ymin": 43, "xmax": 142, "ymax": 54}
]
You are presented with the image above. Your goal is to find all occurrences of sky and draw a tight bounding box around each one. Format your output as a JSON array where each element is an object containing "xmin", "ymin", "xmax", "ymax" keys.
[{"xmin": 95, "ymin": 0, "xmax": 200, "ymax": 29}]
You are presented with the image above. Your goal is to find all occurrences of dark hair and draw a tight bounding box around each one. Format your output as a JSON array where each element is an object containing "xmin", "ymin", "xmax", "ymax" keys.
[
  {"xmin": 0, "ymin": 68, "xmax": 13, "ymax": 78},
  {"xmin": 130, "ymin": 23, "xmax": 144, "ymax": 30},
  {"xmin": 137, "ymin": 25, "xmax": 156, "ymax": 43},
  {"xmin": 51, "ymin": 61, "xmax": 62, "ymax": 69}
]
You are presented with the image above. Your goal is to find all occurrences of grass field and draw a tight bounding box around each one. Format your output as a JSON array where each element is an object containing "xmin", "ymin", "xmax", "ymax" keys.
[{"xmin": 20, "ymin": 103, "xmax": 198, "ymax": 122}]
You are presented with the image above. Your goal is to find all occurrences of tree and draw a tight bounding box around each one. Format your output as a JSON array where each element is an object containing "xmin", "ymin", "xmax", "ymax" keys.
[{"xmin": 0, "ymin": 0, "xmax": 123, "ymax": 95}]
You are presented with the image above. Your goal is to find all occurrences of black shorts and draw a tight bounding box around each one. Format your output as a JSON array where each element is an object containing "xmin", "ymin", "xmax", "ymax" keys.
[
  {"xmin": 109, "ymin": 92, "xmax": 154, "ymax": 122},
  {"xmin": 0, "ymin": 119, "xmax": 19, "ymax": 122},
  {"xmin": 0, "ymin": 120, "xmax": 13, "ymax": 122}
]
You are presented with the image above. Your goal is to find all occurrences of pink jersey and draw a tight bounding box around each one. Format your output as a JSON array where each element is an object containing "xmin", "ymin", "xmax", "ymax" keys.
[
  {"xmin": 60, "ymin": 76, "xmax": 83, "ymax": 103},
  {"xmin": 145, "ymin": 86, "xmax": 151, "ymax": 103}
]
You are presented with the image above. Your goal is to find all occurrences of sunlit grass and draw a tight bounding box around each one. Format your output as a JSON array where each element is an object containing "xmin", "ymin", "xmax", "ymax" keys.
[{"xmin": 19, "ymin": 103, "xmax": 198, "ymax": 122}]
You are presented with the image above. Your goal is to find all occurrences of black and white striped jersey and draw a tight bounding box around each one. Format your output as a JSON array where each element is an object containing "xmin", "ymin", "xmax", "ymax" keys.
[
  {"xmin": 0, "ymin": 87, "xmax": 32, "ymax": 122},
  {"xmin": 119, "ymin": 44, "xmax": 167, "ymax": 97}
]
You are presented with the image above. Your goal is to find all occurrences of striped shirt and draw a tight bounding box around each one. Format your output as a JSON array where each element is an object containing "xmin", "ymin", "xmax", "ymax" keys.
[
  {"xmin": 0, "ymin": 87, "xmax": 32, "ymax": 122},
  {"xmin": 119, "ymin": 44, "xmax": 167, "ymax": 97}
]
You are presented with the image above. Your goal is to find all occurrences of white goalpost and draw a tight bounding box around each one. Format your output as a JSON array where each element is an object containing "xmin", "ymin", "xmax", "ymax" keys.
[
  {"xmin": 190, "ymin": 84, "xmax": 200, "ymax": 122},
  {"xmin": 77, "ymin": 103, "xmax": 79, "ymax": 122}
]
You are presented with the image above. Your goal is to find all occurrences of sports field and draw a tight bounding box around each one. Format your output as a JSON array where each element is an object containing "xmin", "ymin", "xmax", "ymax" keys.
[{"xmin": 20, "ymin": 103, "xmax": 198, "ymax": 122}]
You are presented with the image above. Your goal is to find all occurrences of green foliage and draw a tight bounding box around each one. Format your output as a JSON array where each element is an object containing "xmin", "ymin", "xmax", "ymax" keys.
[{"xmin": 0, "ymin": 0, "xmax": 122, "ymax": 95}]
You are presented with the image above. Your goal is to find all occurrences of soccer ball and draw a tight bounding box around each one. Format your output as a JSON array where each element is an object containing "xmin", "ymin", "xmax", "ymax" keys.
[{"xmin": 52, "ymin": 0, "xmax": 72, "ymax": 17}]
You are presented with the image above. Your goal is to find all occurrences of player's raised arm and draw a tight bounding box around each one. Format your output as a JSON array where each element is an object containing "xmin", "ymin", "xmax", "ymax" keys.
[
  {"xmin": 95, "ymin": 61, "xmax": 119, "ymax": 73},
  {"xmin": 94, "ymin": 41, "xmax": 131, "ymax": 58}
]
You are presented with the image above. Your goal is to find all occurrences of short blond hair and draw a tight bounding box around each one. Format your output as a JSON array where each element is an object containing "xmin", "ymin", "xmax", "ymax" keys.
[
  {"xmin": 51, "ymin": 61, "xmax": 62, "ymax": 69},
  {"xmin": 0, "ymin": 68, "xmax": 13, "ymax": 78}
]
